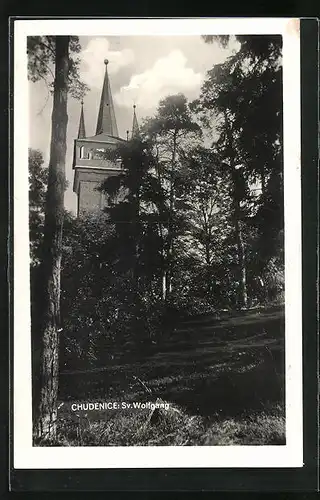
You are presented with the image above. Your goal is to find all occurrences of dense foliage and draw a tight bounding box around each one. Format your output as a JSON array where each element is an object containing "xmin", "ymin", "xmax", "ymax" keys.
[
  {"xmin": 30, "ymin": 36, "xmax": 284, "ymax": 372},
  {"xmin": 27, "ymin": 36, "xmax": 89, "ymax": 99},
  {"xmin": 29, "ymin": 149, "xmax": 48, "ymax": 265}
]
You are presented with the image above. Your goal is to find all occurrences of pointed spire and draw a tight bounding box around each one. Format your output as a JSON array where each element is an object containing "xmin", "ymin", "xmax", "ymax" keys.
[
  {"xmin": 78, "ymin": 99, "xmax": 86, "ymax": 139},
  {"xmin": 95, "ymin": 59, "xmax": 119, "ymax": 137},
  {"xmin": 132, "ymin": 104, "xmax": 139, "ymax": 138}
]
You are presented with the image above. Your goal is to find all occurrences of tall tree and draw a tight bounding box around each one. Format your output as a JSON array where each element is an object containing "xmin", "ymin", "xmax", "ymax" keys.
[
  {"xmin": 100, "ymin": 136, "xmax": 164, "ymax": 304},
  {"xmin": 176, "ymin": 146, "xmax": 233, "ymax": 302},
  {"xmin": 101, "ymin": 95, "xmax": 200, "ymax": 304},
  {"xmin": 193, "ymin": 35, "xmax": 283, "ymax": 308},
  {"xmin": 145, "ymin": 94, "xmax": 201, "ymax": 299},
  {"xmin": 28, "ymin": 36, "xmax": 87, "ymax": 441}
]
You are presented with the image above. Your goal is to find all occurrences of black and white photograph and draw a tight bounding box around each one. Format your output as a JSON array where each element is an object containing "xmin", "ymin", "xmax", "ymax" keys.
[{"xmin": 13, "ymin": 18, "xmax": 303, "ymax": 469}]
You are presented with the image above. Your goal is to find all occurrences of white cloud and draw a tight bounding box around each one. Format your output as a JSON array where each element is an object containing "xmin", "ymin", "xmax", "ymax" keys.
[
  {"xmin": 80, "ymin": 38, "xmax": 135, "ymax": 88},
  {"xmin": 114, "ymin": 50, "xmax": 203, "ymax": 111}
]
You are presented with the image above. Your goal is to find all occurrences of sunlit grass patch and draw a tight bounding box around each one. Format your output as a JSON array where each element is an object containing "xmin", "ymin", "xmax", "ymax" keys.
[
  {"xmin": 48, "ymin": 400, "xmax": 285, "ymax": 447},
  {"xmin": 202, "ymin": 408, "xmax": 285, "ymax": 445}
]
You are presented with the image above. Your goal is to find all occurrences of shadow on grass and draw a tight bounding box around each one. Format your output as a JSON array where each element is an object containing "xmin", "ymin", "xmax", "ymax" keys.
[
  {"xmin": 58, "ymin": 306, "xmax": 285, "ymax": 446},
  {"xmin": 158, "ymin": 351, "xmax": 285, "ymax": 418}
]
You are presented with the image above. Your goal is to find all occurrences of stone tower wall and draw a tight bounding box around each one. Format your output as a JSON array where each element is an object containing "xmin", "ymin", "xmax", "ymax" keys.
[{"xmin": 76, "ymin": 168, "xmax": 120, "ymax": 216}]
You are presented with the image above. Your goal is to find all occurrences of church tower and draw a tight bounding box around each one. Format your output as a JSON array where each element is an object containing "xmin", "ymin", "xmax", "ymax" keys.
[{"xmin": 72, "ymin": 59, "xmax": 125, "ymax": 216}]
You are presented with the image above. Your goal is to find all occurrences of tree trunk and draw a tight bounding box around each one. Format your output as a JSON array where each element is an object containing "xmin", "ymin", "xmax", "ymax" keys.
[
  {"xmin": 232, "ymin": 167, "xmax": 248, "ymax": 309},
  {"xmin": 234, "ymin": 213, "xmax": 248, "ymax": 309},
  {"xmin": 223, "ymin": 111, "xmax": 248, "ymax": 310},
  {"xmin": 205, "ymin": 257, "xmax": 213, "ymax": 297},
  {"xmin": 164, "ymin": 130, "xmax": 177, "ymax": 301},
  {"xmin": 231, "ymin": 168, "xmax": 248, "ymax": 310},
  {"xmin": 153, "ymin": 143, "xmax": 167, "ymax": 302},
  {"xmin": 261, "ymin": 167, "xmax": 266, "ymax": 195},
  {"xmin": 33, "ymin": 36, "xmax": 70, "ymax": 441},
  {"xmin": 164, "ymin": 251, "xmax": 173, "ymax": 300},
  {"xmin": 202, "ymin": 209, "xmax": 213, "ymax": 297},
  {"xmin": 133, "ymin": 189, "xmax": 140, "ymax": 292},
  {"xmin": 158, "ymin": 222, "xmax": 166, "ymax": 301}
]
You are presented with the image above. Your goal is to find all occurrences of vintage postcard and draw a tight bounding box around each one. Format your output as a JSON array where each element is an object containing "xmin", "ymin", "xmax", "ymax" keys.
[{"xmin": 13, "ymin": 18, "xmax": 303, "ymax": 469}]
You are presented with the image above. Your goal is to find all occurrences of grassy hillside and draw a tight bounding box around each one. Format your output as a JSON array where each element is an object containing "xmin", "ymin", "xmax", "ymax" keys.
[{"xmin": 48, "ymin": 305, "xmax": 285, "ymax": 446}]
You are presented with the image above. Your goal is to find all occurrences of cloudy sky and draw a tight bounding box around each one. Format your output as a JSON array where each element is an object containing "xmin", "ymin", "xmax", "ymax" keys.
[{"xmin": 29, "ymin": 35, "xmax": 238, "ymax": 213}]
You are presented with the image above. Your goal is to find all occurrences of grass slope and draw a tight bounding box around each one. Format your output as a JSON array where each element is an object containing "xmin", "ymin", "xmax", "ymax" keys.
[{"xmin": 47, "ymin": 306, "xmax": 285, "ymax": 446}]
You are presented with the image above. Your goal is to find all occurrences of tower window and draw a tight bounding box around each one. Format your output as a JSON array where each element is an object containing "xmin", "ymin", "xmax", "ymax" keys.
[{"xmin": 93, "ymin": 148, "xmax": 106, "ymax": 159}]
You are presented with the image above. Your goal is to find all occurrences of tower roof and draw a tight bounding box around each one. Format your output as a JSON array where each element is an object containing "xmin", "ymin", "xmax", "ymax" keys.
[
  {"xmin": 132, "ymin": 104, "xmax": 139, "ymax": 138},
  {"xmin": 95, "ymin": 59, "xmax": 119, "ymax": 138},
  {"xmin": 77, "ymin": 100, "xmax": 86, "ymax": 139}
]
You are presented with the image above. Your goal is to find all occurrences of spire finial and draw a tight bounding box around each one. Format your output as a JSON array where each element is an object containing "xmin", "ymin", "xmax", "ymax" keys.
[
  {"xmin": 126, "ymin": 130, "xmax": 129, "ymax": 141},
  {"xmin": 104, "ymin": 58, "xmax": 109, "ymax": 65}
]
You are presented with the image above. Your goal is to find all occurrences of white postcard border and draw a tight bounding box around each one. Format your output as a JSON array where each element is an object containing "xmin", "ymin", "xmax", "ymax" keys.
[{"xmin": 13, "ymin": 17, "xmax": 303, "ymax": 469}]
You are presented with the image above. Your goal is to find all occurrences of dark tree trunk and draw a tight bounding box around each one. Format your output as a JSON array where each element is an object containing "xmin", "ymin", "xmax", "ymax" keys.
[
  {"xmin": 202, "ymin": 209, "xmax": 213, "ymax": 296},
  {"xmin": 223, "ymin": 111, "xmax": 248, "ymax": 310},
  {"xmin": 133, "ymin": 184, "xmax": 141, "ymax": 312},
  {"xmin": 231, "ymin": 167, "xmax": 248, "ymax": 309},
  {"xmin": 164, "ymin": 244, "xmax": 173, "ymax": 300},
  {"xmin": 164, "ymin": 130, "xmax": 177, "ymax": 301},
  {"xmin": 153, "ymin": 148, "xmax": 166, "ymax": 301},
  {"xmin": 234, "ymin": 213, "xmax": 248, "ymax": 309},
  {"xmin": 158, "ymin": 221, "xmax": 166, "ymax": 301},
  {"xmin": 33, "ymin": 36, "xmax": 70, "ymax": 441},
  {"xmin": 261, "ymin": 167, "xmax": 266, "ymax": 196}
]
